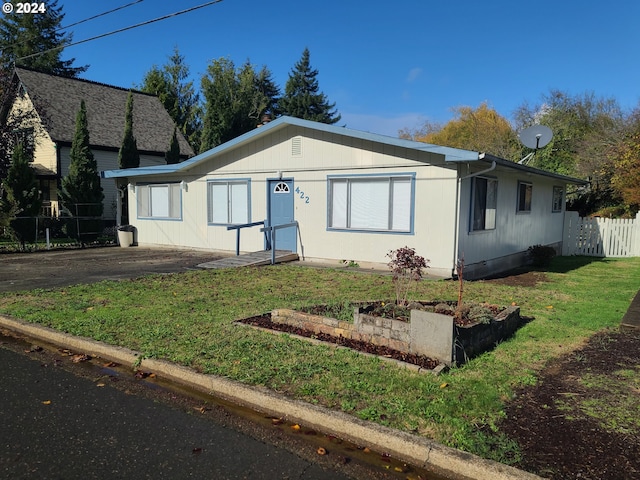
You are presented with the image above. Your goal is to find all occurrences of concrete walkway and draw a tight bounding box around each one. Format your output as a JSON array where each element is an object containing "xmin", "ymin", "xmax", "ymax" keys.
[
  {"xmin": 621, "ymin": 290, "xmax": 640, "ymax": 332},
  {"xmin": 197, "ymin": 250, "xmax": 299, "ymax": 269}
]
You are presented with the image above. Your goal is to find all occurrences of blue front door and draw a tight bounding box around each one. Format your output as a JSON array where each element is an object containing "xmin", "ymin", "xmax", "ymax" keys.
[{"xmin": 267, "ymin": 179, "xmax": 296, "ymax": 252}]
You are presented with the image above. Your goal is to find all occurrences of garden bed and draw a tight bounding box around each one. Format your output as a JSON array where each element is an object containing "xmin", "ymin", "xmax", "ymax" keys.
[{"xmin": 240, "ymin": 301, "xmax": 525, "ymax": 367}]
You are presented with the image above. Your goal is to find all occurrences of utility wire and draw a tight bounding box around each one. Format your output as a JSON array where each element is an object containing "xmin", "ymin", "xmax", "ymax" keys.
[
  {"xmin": 58, "ymin": 0, "xmax": 145, "ymax": 32},
  {"xmin": 5, "ymin": 0, "xmax": 144, "ymax": 55},
  {"xmin": 17, "ymin": 0, "xmax": 224, "ymax": 62}
]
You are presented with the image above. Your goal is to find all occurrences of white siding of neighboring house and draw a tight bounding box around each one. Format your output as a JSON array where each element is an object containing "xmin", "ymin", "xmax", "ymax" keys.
[
  {"xmin": 457, "ymin": 167, "xmax": 566, "ymax": 278},
  {"xmin": 59, "ymin": 147, "xmax": 166, "ymax": 220},
  {"xmin": 125, "ymin": 125, "xmax": 460, "ymax": 276}
]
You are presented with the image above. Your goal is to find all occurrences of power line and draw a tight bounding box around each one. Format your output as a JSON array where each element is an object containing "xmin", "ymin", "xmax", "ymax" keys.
[
  {"xmin": 17, "ymin": 0, "xmax": 224, "ymax": 62},
  {"xmin": 58, "ymin": 0, "xmax": 145, "ymax": 32}
]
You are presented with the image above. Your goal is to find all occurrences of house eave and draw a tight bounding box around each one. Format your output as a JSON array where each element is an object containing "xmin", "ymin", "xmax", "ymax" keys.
[{"xmin": 475, "ymin": 153, "xmax": 588, "ymax": 185}]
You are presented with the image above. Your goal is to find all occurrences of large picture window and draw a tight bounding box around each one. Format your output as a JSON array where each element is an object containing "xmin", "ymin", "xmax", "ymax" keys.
[
  {"xmin": 137, "ymin": 183, "xmax": 182, "ymax": 220},
  {"xmin": 207, "ymin": 180, "xmax": 250, "ymax": 225},
  {"xmin": 328, "ymin": 175, "xmax": 413, "ymax": 233},
  {"xmin": 471, "ymin": 176, "xmax": 497, "ymax": 231}
]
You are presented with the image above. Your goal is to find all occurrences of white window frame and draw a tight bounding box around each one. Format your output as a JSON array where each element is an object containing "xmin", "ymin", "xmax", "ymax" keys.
[
  {"xmin": 137, "ymin": 183, "xmax": 182, "ymax": 220},
  {"xmin": 327, "ymin": 174, "xmax": 414, "ymax": 234},
  {"xmin": 552, "ymin": 186, "xmax": 564, "ymax": 212},
  {"xmin": 517, "ymin": 181, "xmax": 533, "ymax": 213},
  {"xmin": 207, "ymin": 179, "xmax": 251, "ymax": 225},
  {"xmin": 471, "ymin": 176, "xmax": 498, "ymax": 232}
]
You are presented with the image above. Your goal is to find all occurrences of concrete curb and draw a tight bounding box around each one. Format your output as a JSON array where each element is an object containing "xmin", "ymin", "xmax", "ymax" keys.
[{"xmin": 0, "ymin": 314, "xmax": 543, "ymax": 480}]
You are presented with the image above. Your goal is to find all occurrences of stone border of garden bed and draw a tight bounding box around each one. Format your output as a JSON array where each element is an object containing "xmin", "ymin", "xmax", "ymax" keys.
[
  {"xmin": 269, "ymin": 305, "xmax": 523, "ymax": 366},
  {"xmin": 235, "ymin": 320, "xmax": 447, "ymax": 375}
]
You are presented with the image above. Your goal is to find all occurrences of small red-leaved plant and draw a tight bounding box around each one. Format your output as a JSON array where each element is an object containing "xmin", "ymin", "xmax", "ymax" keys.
[{"xmin": 386, "ymin": 246, "xmax": 429, "ymax": 306}]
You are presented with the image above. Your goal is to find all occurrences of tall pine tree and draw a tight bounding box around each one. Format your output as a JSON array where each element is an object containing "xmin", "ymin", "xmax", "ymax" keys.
[
  {"xmin": 58, "ymin": 100, "xmax": 104, "ymax": 218},
  {"xmin": 165, "ymin": 128, "xmax": 181, "ymax": 164},
  {"xmin": 0, "ymin": 0, "xmax": 87, "ymax": 76},
  {"xmin": 118, "ymin": 92, "xmax": 140, "ymax": 169},
  {"xmin": 280, "ymin": 48, "xmax": 340, "ymax": 124},
  {"xmin": 5, "ymin": 142, "xmax": 41, "ymax": 248},
  {"xmin": 140, "ymin": 47, "xmax": 201, "ymax": 152}
]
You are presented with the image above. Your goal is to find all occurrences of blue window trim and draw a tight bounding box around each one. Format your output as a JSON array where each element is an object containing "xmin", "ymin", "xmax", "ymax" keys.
[
  {"xmin": 136, "ymin": 182, "xmax": 183, "ymax": 221},
  {"xmin": 206, "ymin": 177, "xmax": 252, "ymax": 226},
  {"xmin": 326, "ymin": 172, "xmax": 416, "ymax": 235}
]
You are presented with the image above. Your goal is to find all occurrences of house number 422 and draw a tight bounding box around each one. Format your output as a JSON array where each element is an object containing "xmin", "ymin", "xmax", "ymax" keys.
[{"xmin": 295, "ymin": 187, "xmax": 310, "ymax": 204}]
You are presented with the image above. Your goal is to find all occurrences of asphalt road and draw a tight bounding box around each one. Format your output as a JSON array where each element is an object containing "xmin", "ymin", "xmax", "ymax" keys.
[
  {"xmin": 0, "ymin": 337, "xmax": 368, "ymax": 480},
  {"xmin": 0, "ymin": 246, "xmax": 227, "ymax": 292}
]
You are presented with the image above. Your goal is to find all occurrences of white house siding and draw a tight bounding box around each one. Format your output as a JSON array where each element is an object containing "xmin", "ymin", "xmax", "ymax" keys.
[
  {"xmin": 59, "ymin": 147, "xmax": 166, "ymax": 220},
  {"xmin": 457, "ymin": 166, "xmax": 565, "ymax": 278},
  {"xmin": 126, "ymin": 126, "xmax": 460, "ymax": 276}
]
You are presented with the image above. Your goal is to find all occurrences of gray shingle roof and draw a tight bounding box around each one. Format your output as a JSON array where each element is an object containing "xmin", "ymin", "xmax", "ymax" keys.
[{"xmin": 14, "ymin": 67, "xmax": 194, "ymax": 157}]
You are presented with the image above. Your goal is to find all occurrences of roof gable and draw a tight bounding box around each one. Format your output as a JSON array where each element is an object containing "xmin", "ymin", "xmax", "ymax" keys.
[{"xmin": 12, "ymin": 67, "xmax": 194, "ymax": 157}]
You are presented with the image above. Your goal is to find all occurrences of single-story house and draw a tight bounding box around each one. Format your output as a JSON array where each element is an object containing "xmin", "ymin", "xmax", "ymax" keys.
[
  {"xmin": 0, "ymin": 67, "xmax": 194, "ymax": 220},
  {"xmin": 102, "ymin": 116, "xmax": 586, "ymax": 278}
]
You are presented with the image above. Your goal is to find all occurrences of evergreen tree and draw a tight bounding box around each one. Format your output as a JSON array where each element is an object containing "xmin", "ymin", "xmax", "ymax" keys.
[
  {"xmin": 0, "ymin": 0, "xmax": 87, "ymax": 76},
  {"xmin": 4, "ymin": 142, "xmax": 41, "ymax": 248},
  {"xmin": 58, "ymin": 100, "xmax": 104, "ymax": 216},
  {"xmin": 165, "ymin": 128, "xmax": 181, "ymax": 164},
  {"xmin": 118, "ymin": 92, "xmax": 140, "ymax": 169},
  {"xmin": 200, "ymin": 58, "xmax": 278, "ymax": 151},
  {"xmin": 280, "ymin": 48, "xmax": 340, "ymax": 124},
  {"xmin": 140, "ymin": 47, "xmax": 201, "ymax": 152}
]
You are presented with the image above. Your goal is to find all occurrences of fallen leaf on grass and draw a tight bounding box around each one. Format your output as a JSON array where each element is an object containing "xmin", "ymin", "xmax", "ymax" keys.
[{"xmin": 439, "ymin": 382, "xmax": 448, "ymax": 389}]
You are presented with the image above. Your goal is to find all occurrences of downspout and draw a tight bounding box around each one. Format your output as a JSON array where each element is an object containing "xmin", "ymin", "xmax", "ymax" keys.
[{"xmin": 451, "ymin": 155, "xmax": 497, "ymax": 277}]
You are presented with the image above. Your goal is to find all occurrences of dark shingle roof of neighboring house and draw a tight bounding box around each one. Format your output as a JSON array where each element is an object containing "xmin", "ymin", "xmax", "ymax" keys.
[{"xmin": 12, "ymin": 67, "xmax": 194, "ymax": 157}]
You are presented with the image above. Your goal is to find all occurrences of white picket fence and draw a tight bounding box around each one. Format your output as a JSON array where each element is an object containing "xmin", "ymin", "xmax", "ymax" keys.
[{"xmin": 563, "ymin": 211, "xmax": 640, "ymax": 257}]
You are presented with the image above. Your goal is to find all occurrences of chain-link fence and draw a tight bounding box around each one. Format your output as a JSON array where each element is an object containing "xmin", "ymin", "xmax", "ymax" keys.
[{"xmin": 1, "ymin": 203, "xmax": 116, "ymax": 251}]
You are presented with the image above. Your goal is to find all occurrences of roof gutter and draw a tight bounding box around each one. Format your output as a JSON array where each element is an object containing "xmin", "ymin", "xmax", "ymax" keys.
[{"xmin": 460, "ymin": 153, "xmax": 497, "ymax": 180}]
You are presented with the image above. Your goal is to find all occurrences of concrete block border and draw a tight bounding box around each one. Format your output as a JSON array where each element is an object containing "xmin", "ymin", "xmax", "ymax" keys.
[{"xmin": 0, "ymin": 314, "xmax": 543, "ymax": 480}]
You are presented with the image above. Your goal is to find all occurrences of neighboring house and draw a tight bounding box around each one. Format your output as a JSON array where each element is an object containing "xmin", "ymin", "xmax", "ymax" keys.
[
  {"xmin": 102, "ymin": 116, "xmax": 586, "ymax": 278},
  {"xmin": 0, "ymin": 67, "xmax": 194, "ymax": 220}
]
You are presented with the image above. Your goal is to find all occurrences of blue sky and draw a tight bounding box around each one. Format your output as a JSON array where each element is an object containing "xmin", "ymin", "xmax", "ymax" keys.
[{"xmin": 22, "ymin": 0, "xmax": 640, "ymax": 136}]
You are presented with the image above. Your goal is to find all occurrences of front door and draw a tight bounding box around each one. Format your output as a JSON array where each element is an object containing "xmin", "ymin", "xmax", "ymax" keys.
[{"xmin": 267, "ymin": 179, "xmax": 296, "ymax": 252}]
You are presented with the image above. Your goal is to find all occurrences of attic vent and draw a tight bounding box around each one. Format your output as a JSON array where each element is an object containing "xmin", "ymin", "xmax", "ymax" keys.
[{"xmin": 291, "ymin": 136, "xmax": 302, "ymax": 156}]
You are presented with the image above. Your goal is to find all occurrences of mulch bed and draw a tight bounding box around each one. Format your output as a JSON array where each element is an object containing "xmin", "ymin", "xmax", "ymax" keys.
[
  {"xmin": 498, "ymin": 330, "xmax": 640, "ymax": 479},
  {"xmin": 239, "ymin": 314, "xmax": 440, "ymax": 370}
]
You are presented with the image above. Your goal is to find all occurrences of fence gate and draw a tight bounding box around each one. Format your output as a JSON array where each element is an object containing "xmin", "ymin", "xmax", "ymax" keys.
[{"xmin": 563, "ymin": 211, "xmax": 640, "ymax": 257}]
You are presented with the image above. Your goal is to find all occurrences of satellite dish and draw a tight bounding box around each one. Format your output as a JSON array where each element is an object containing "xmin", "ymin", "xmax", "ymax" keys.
[{"xmin": 519, "ymin": 125, "xmax": 553, "ymax": 150}]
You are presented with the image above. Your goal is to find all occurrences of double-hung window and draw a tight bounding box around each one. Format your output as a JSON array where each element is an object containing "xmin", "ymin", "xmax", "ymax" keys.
[
  {"xmin": 471, "ymin": 176, "xmax": 497, "ymax": 231},
  {"xmin": 207, "ymin": 180, "xmax": 250, "ymax": 225},
  {"xmin": 137, "ymin": 183, "xmax": 182, "ymax": 220},
  {"xmin": 517, "ymin": 181, "xmax": 533, "ymax": 213},
  {"xmin": 328, "ymin": 174, "xmax": 413, "ymax": 233}
]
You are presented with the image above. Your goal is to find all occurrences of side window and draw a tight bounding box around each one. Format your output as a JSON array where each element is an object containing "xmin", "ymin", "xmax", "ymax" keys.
[
  {"xmin": 471, "ymin": 176, "xmax": 497, "ymax": 231},
  {"xmin": 517, "ymin": 181, "xmax": 532, "ymax": 213},
  {"xmin": 207, "ymin": 180, "xmax": 250, "ymax": 225},
  {"xmin": 552, "ymin": 186, "xmax": 564, "ymax": 212},
  {"xmin": 137, "ymin": 183, "xmax": 181, "ymax": 220}
]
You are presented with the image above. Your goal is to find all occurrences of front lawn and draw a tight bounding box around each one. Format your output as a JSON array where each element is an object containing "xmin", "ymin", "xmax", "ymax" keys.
[{"xmin": 1, "ymin": 256, "xmax": 638, "ymax": 464}]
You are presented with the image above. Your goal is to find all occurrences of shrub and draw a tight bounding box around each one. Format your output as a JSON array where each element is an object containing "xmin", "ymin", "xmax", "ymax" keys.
[
  {"xmin": 527, "ymin": 244, "xmax": 556, "ymax": 267},
  {"xmin": 386, "ymin": 246, "xmax": 429, "ymax": 305}
]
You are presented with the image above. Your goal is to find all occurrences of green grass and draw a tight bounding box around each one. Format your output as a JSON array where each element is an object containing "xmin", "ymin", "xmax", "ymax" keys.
[{"xmin": 0, "ymin": 256, "xmax": 638, "ymax": 464}]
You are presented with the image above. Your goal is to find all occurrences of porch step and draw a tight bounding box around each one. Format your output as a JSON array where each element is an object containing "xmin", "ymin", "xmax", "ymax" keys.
[{"xmin": 197, "ymin": 250, "xmax": 299, "ymax": 269}]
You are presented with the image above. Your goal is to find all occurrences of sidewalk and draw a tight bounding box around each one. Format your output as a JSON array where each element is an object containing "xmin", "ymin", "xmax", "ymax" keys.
[{"xmin": 621, "ymin": 290, "xmax": 640, "ymax": 332}]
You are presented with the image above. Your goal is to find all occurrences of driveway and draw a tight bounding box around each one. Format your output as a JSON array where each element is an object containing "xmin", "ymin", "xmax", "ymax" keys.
[{"xmin": 0, "ymin": 246, "xmax": 229, "ymax": 292}]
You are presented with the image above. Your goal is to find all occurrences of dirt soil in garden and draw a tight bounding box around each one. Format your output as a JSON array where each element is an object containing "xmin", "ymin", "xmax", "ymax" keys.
[{"xmin": 485, "ymin": 269, "xmax": 640, "ymax": 480}]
